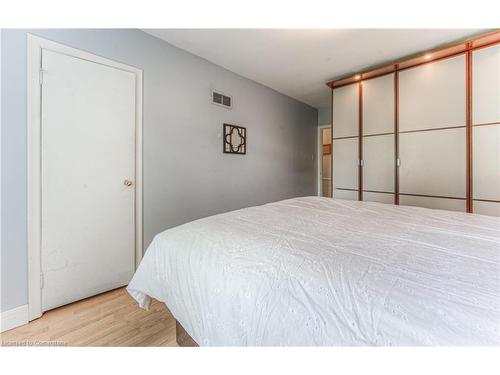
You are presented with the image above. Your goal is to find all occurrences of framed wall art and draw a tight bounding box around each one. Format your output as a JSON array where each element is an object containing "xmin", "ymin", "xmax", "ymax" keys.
[{"xmin": 223, "ymin": 123, "xmax": 247, "ymax": 155}]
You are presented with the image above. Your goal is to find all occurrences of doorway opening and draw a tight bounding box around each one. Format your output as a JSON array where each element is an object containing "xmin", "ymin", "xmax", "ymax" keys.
[{"xmin": 318, "ymin": 126, "xmax": 332, "ymax": 197}]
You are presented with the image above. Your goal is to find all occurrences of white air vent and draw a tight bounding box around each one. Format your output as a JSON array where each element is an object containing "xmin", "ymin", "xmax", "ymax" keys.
[{"xmin": 212, "ymin": 90, "xmax": 232, "ymax": 109}]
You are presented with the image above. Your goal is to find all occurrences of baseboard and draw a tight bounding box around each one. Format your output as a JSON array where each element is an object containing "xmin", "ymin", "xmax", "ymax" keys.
[{"xmin": 0, "ymin": 304, "xmax": 29, "ymax": 333}]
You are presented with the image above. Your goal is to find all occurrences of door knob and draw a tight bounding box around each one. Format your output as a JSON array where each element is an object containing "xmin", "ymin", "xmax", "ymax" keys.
[{"xmin": 124, "ymin": 179, "xmax": 133, "ymax": 187}]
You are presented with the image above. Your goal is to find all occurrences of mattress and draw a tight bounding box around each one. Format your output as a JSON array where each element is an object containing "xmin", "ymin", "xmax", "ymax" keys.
[{"xmin": 127, "ymin": 196, "xmax": 500, "ymax": 346}]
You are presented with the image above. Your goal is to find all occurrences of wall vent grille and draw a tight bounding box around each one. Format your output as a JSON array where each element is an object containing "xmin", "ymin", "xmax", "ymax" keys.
[{"xmin": 212, "ymin": 90, "xmax": 232, "ymax": 109}]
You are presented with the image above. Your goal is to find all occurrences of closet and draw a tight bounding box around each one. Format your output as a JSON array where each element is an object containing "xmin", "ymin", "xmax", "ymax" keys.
[{"xmin": 328, "ymin": 31, "xmax": 500, "ymax": 216}]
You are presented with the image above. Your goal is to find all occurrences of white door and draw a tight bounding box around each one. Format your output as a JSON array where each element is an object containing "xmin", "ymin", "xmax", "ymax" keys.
[{"xmin": 41, "ymin": 49, "xmax": 136, "ymax": 311}]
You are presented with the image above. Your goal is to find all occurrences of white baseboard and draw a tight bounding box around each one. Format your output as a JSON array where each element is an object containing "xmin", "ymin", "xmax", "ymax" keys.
[{"xmin": 0, "ymin": 304, "xmax": 29, "ymax": 333}]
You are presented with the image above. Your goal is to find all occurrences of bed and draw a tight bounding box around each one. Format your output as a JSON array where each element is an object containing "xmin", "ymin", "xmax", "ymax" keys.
[{"xmin": 127, "ymin": 196, "xmax": 500, "ymax": 346}]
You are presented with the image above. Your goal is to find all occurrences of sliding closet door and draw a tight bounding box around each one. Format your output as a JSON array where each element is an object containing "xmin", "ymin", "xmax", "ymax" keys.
[
  {"xmin": 362, "ymin": 74, "xmax": 395, "ymax": 204},
  {"xmin": 472, "ymin": 44, "xmax": 500, "ymax": 216},
  {"xmin": 398, "ymin": 54, "xmax": 467, "ymax": 212},
  {"xmin": 332, "ymin": 83, "xmax": 359, "ymax": 200}
]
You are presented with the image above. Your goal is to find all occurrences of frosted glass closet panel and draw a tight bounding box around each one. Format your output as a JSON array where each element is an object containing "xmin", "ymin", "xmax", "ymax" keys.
[
  {"xmin": 472, "ymin": 43, "xmax": 500, "ymax": 217},
  {"xmin": 362, "ymin": 74, "xmax": 395, "ymax": 135},
  {"xmin": 473, "ymin": 125, "xmax": 500, "ymax": 201},
  {"xmin": 334, "ymin": 189, "xmax": 358, "ymax": 200},
  {"xmin": 363, "ymin": 192, "xmax": 394, "ymax": 204},
  {"xmin": 399, "ymin": 128, "xmax": 466, "ymax": 198},
  {"xmin": 362, "ymin": 134, "xmax": 394, "ymax": 192},
  {"xmin": 399, "ymin": 195, "xmax": 466, "ymax": 212},
  {"xmin": 332, "ymin": 84, "xmax": 359, "ymax": 138},
  {"xmin": 472, "ymin": 44, "xmax": 500, "ymax": 125},
  {"xmin": 333, "ymin": 138, "xmax": 358, "ymax": 190},
  {"xmin": 473, "ymin": 201, "xmax": 500, "ymax": 217},
  {"xmin": 399, "ymin": 54, "xmax": 466, "ymax": 131}
]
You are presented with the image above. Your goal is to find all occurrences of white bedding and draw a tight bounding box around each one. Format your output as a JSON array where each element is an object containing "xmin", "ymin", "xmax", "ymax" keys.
[{"xmin": 127, "ymin": 197, "xmax": 500, "ymax": 346}]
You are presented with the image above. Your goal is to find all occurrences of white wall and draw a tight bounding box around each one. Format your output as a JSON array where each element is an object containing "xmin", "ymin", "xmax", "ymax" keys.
[{"xmin": 0, "ymin": 29, "xmax": 318, "ymax": 312}]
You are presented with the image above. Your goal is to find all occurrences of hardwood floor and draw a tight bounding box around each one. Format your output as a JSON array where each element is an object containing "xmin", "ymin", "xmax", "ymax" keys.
[{"xmin": 0, "ymin": 287, "xmax": 177, "ymax": 347}]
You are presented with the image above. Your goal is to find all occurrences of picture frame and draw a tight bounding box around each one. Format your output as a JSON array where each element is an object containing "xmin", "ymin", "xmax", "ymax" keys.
[{"xmin": 223, "ymin": 123, "xmax": 247, "ymax": 155}]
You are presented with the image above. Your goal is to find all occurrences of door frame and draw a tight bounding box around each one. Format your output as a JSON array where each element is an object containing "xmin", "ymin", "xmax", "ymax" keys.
[
  {"xmin": 27, "ymin": 34, "xmax": 144, "ymax": 320},
  {"xmin": 317, "ymin": 124, "xmax": 332, "ymax": 196}
]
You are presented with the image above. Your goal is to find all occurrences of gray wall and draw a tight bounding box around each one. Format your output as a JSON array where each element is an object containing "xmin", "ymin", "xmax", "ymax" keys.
[
  {"xmin": 0, "ymin": 29, "xmax": 318, "ymax": 312},
  {"xmin": 318, "ymin": 107, "xmax": 331, "ymax": 126}
]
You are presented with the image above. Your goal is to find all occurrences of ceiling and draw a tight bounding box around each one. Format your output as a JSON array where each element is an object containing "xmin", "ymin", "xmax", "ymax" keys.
[{"xmin": 144, "ymin": 29, "xmax": 487, "ymax": 108}]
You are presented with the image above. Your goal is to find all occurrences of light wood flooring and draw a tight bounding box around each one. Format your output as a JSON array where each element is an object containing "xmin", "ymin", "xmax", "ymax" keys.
[{"xmin": 1, "ymin": 287, "xmax": 177, "ymax": 346}]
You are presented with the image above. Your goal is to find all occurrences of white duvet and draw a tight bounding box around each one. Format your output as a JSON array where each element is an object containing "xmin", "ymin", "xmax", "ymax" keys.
[{"xmin": 127, "ymin": 197, "xmax": 500, "ymax": 346}]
